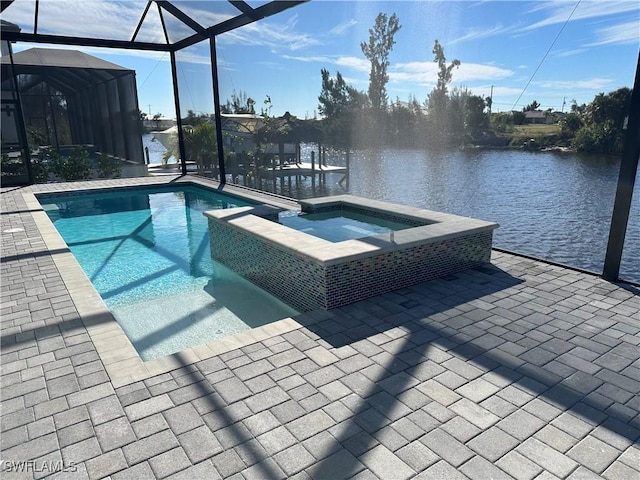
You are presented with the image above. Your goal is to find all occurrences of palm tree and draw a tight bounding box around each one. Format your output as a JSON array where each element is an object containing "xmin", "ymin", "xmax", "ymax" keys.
[
  {"xmin": 183, "ymin": 123, "xmax": 217, "ymax": 174},
  {"xmin": 163, "ymin": 122, "xmax": 218, "ymax": 174}
]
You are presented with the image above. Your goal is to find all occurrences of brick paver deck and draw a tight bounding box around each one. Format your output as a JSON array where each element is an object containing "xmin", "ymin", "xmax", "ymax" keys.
[{"xmin": 2, "ymin": 177, "xmax": 639, "ymax": 479}]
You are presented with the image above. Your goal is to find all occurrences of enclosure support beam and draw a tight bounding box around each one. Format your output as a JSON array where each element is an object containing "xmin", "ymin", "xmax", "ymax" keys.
[
  {"xmin": 603, "ymin": 50, "xmax": 640, "ymax": 282},
  {"xmin": 169, "ymin": 50, "xmax": 187, "ymax": 175},
  {"xmin": 0, "ymin": 32, "xmax": 171, "ymax": 52},
  {"xmin": 210, "ymin": 36, "xmax": 226, "ymax": 183},
  {"xmin": 172, "ymin": 1, "xmax": 307, "ymax": 51},
  {"xmin": 7, "ymin": 46, "xmax": 33, "ymax": 183}
]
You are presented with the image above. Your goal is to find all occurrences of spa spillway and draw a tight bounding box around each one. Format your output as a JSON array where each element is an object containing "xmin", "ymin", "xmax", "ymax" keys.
[{"xmin": 205, "ymin": 195, "xmax": 499, "ymax": 311}]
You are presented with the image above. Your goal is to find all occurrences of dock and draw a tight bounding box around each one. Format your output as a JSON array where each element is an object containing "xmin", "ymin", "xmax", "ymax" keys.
[
  {"xmin": 147, "ymin": 160, "xmax": 349, "ymax": 189},
  {"xmin": 265, "ymin": 161, "xmax": 346, "ymax": 177}
]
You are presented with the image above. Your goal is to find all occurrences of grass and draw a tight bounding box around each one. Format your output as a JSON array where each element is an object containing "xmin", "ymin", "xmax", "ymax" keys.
[
  {"xmin": 499, "ymin": 123, "xmax": 568, "ymax": 148},
  {"xmin": 511, "ymin": 123, "xmax": 562, "ymax": 137}
]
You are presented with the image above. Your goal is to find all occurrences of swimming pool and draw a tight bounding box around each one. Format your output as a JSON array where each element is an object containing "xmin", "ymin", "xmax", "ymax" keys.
[
  {"xmin": 38, "ymin": 185, "xmax": 298, "ymax": 360},
  {"xmin": 277, "ymin": 208, "xmax": 417, "ymax": 242}
]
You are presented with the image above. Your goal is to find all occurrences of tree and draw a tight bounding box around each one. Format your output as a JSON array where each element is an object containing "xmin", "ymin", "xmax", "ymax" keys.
[
  {"xmin": 491, "ymin": 112, "xmax": 515, "ymax": 133},
  {"xmin": 183, "ymin": 110, "xmax": 200, "ymax": 126},
  {"xmin": 223, "ymin": 90, "xmax": 256, "ymax": 114},
  {"xmin": 318, "ymin": 69, "xmax": 351, "ymax": 118},
  {"xmin": 152, "ymin": 113, "xmax": 162, "ymax": 129},
  {"xmin": 427, "ymin": 40, "xmax": 460, "ymax": 143},
  {"xmin": 183, "ymin": 110, "xmax": 212, "ymax": 126},
  {"xmin": 183, "ymin": 123, "xmax": 217, "ymax": 173},
  {"xmin": 523, "ymin": 100, "xmax": 540, "ymax": 112},
  {"xmin": 464, "ymin": 93, "xmax": 490, "ymax": 136},
  {"xmin": 560, "ymin": 112, "xmax": 583, "ymax": 137},
  {"xmin": 432, "ymin": 40, "xmax": 460, "ymax": 100},
  {"xmin": 317, "ymin": 69, "xmax": 368, "ymax": 146},
  {"xmin": 360, "ymin": 12, "xmax": 401, "ymax": 111},
  {"xmin": 387, "ymin": 96, "xmax": 425, "ymax": 146},
  {"xmin": 442, "ymin": 88, "xmax": 489, "ymax": 143},
  {"xmin": 570, "ymin": 100, "xmax": 587, "ymax": 115},
  {"xmin": 318, "ymin": 69, "xmax": 367, "ymax": 118},
  {"xmin": 573, "ymin": 87, "xmax": 631, "ymax": 154},
  {"xmin": 588, "ymin": 88, "xmax": 630, "ymax": 128},
  {"xmin": 512, "ymin": 111, "xmax": 526, "ymax": 125}
]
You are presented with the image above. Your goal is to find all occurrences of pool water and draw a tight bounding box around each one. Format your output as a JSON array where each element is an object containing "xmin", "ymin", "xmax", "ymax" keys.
[
  {"xmin": 39, "ymin": 186, "xmax": 298, "ymax": 360},
  {"xmin": 278, "ymin": 209, "xmax": 415, "ymax": 242}
]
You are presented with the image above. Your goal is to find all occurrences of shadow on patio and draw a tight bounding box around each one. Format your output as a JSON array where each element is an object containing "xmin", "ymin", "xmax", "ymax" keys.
[{"xmin": 151, "ymin": 261, "xmax": 638, "ymax": 478}]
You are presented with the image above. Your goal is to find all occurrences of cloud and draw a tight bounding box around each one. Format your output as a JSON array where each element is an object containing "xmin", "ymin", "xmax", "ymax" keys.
[
  {"xmin": 282, "ymin": 53, "xmax": 514, "ymax": 89},
  {"xmin": 390, "ymin": 61, "xmax": 513, "ymax": 86},
  {"xmin": 556, "ymin": 48, "xmax": 588, "ymax": 57},
  {"xmin": 481, "ymin": 86, "xmax": 524, "ymax": 97},
  {"xmin": 587, "ymin": 20, "xmax": 640, "ymax": 46},
  {"xmin": 334, "ymin": 56, "xmax": 370, "ymax": 72},
  {"xmin": 449, "ymin": 24, "xmax": 519, "ymax": 45},
  {"xmin": 3, "ymin": 0, "xmax": 312, "ymax": 51},
  {"xmin": 281, "ymin": 54, "xmax": 369, "ymax": 72},
  {"xmin": 525, "ymin": 1, "xmax": 639, "ymax": 31},
  {"xmin": 536, "ymin": 78, "xmax": 615, "ymax": 90},
  {"xmin": 219, "ymin": 13, "xmax": 361, "ymax": 53},
  {"xmin": 4, "ymin": 0, "xmax": 143, "ymax": 39},
  {"xmin": 341, "ymin": 75, "xmax": 367, "ymax": 88},
  {"xmin": 174, "ymin": 48, "xmax": 216, "ymax": 66},
  {"xmin": 219, "ymin": 19, "xmax": 320, "ymax": 51},
  {"xmin": 281, "ymin": 54, "xmax": 332, "ymax": 63},
  {"xmin": 329, "ymin": 19, "xmax": 358, "ymax": 36},
  {"xmin": 456, "ymin": 63, "xmax": 515, "ymax": 82}
]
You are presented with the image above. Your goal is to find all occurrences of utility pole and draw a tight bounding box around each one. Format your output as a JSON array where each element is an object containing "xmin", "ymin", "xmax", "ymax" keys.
[
  {"xmin": 561, "ymin": 96, "xmax": 566, "ymax": 113},
  {"xmin": 148, "ymin": 104, "xmax": 152, "ymax": 116}
]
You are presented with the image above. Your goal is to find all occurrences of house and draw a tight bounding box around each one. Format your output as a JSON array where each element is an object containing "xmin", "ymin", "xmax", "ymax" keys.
[
  {"xmin": 523, "ymin": 110, "xmax": 564, "ymax": 125},
  {"xmin": 524, "ymin": 110, "xmax": 553, "ymax": 124}
]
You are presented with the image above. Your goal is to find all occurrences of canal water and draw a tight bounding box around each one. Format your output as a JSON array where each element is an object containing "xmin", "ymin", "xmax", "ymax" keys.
[{"xmin": 143, "ymin": 135, "xmax": 639, "ymax": 283}]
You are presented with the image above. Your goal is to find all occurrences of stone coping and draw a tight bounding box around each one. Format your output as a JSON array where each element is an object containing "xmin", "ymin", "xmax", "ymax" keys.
[
  {"xmin": 20, "ymin": 176, "xmax": 308, "ymax": 388},
  {"xmin": 204, "ymin": 194, "xmax": 499, "ymax": 267},
  {"xmin": 32, "ymin": 175, "xmax": 299, "ymax": 212}
]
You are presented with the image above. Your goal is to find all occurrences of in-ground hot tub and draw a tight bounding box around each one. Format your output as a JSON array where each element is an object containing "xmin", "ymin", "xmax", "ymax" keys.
[{"xmin": 205, "ymin": 195, "xmax": 498, "ymax": 311}]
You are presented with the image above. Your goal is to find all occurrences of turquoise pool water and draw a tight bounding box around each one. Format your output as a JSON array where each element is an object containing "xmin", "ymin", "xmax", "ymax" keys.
[
  {"xmin": 39, "ymin": 186, "xmax": 298, "ymax": 360},
  {"xmin": 278, "ymin": 209, "xmax": 416, "ymax": 242}
]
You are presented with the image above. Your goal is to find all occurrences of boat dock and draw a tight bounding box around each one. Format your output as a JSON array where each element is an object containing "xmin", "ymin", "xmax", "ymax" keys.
[
  {"xmin": 148, "ymin": 160, "xmax": 348, "ymax": 190},
  {"xmin": 266, "ymin": 161, "xmax": 346, "ymax": 177}
]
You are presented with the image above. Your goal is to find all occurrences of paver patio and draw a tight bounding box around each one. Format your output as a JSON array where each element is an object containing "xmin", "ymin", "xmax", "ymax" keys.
[{"xmin": 1, "ymin": 177, "xmax": 639, "ymax": 479}]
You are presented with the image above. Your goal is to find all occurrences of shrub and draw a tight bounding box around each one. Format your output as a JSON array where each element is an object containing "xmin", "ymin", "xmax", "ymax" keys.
[
  {"xmin": 560, "ymin": 112, "xmax": 583, "ymax": 137},
  {"xmin": 0, "ymin": 151, "xmax": 25, "ymax": 177},
  {"xmin": 31, "ymin": 151, "xmax": 50, "ymax": 183},
  {"xmin": 97, "ymin": 152, "xmax": 122, "ymax": 178},
  {"xmin": 50, "ymin": 146, "xmax": 91, "ymax": 181}
]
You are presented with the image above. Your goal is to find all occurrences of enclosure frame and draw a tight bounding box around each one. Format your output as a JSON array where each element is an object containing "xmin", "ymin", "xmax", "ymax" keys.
[
  {"xmin": 0, "ymin": 0, "xmax": 307, "ymax": 182},
  {"xmin": 0, "ymin": 0, "xmax": 637, "ymax": 283}
]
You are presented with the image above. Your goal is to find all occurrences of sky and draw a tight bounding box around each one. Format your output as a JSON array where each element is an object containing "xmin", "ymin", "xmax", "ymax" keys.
[{"xmin": 5, "ymin": 0, "xmax": 640, "ymax": 118}]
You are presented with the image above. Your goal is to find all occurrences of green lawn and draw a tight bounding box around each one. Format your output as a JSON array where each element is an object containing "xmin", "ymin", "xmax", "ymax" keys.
[{"xmin": 512, "ymin": 123, "xmax": 562, "ymax": 137}]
